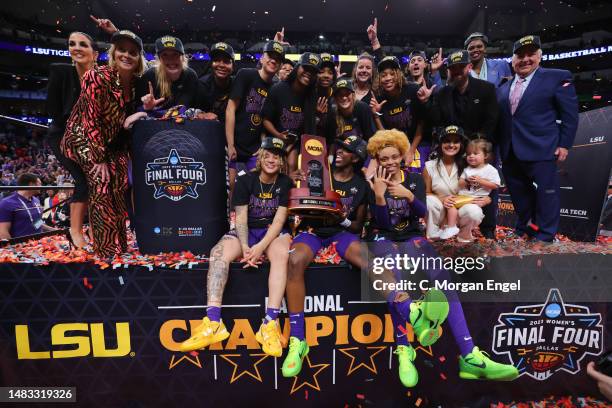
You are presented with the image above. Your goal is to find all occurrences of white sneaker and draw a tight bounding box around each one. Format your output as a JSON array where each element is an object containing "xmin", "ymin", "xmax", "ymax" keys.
[
  {"xmin": 440, "ymin": 226, "xmax": 460, "ymax": 240},
  {"xmin": 428, "ymin": 225, "xmax": 442, "ymax": 239}
]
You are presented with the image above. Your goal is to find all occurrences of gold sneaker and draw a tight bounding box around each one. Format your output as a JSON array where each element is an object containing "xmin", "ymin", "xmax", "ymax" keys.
[
  {"xmin": 255, "ymin": 320, "xmax": 284, "ymax": 357},
  {"xmin": 179, "ymin": 317, "xmax": 230, "ymax": 352}
]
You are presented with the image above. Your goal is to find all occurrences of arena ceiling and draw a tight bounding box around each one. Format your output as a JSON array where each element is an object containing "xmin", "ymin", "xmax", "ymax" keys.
[{"xmin": 4, "ymin": 0, "xmax": 612, "ymax": 38}]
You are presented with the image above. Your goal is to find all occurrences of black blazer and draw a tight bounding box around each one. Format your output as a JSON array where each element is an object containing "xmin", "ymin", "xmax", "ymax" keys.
[
  {"xmin": 427, "ymin": 77, "xmax": 499, "ymax": 140},
  {"xmin": 46, "ymin": 63, "xmax": 81, "ymax": 135}
]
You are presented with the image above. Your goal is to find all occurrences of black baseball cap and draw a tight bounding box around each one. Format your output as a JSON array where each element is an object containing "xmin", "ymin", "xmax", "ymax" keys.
[
  {"xmin": 210, "ymin": 41, "xmax": 235, "ymax": 60},
  {"xmin": 332, "ymin": 78, "xmax": 354, "ymax": 95},
  {"xmin": 464, "ymin": 32, "xmax": 489, "ymax": 47},
  {"xmin": 408, "ymin": 51, "xmax": 427, "ymax": 61},
  {"xmin": 336, "ymin": 135, "xmax": 367, "ymax": 162},
  {"xmin": 513, "ymin": 35, "xmax": 541, "ymax": 54},
  {"xmin": 446, "ymin": 50, "xmax": 470, "ymax": 66},
  {"xmin": 155, "ymin": 35, "xmax": 184, "ymax": 55},
  {"xmin": 297, "ymin": 52, "xmax": 321, "ymax": 71},
  {"xmin": 261, "ymin": 137, "xmax": 286, "ymax": 155},
  {"xmin": 263, "ymin": 40, "xmax": 285, "ymax": 59},
  {"xmin": 111, "ymin": 30, "xmax": 143, "ymax": 52},
  {"xmin": 377, "ymin": 55, "xmax": 401, "ymax": 71},
  {"xmin": 439, "ymin": 125, "xmax": 466, "ymax": 141},
  {"xmin": 320, "ymin": 53, "xmax": 335, "ymax": 70}
]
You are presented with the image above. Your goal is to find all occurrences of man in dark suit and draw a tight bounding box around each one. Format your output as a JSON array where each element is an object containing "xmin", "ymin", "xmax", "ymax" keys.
[
  {"xmin": 496, "ymin": 35, "xmax": 579, "ymax": 242},
  {"xmin": 424, "ymin": 50, "xmax": 500, "ymax": 238}
]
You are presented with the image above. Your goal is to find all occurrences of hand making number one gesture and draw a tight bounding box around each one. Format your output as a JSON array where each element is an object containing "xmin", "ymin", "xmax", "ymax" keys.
[
  {"xmin": 367, "ymin": 17, "xmax": 380, "ymax": 49},
  {"xmin": 141, "ymin": 81, "xmax": 165, "ymax": 111},
  {"xmin": 89, "ymin": 15, "xmax": 118, "ymax": 35}
]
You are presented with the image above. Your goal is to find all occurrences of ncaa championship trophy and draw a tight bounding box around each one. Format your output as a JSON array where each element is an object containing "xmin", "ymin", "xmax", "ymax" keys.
[{"xmin": 288, "ymin": 134, "xmax": 343, "ymax": 225}]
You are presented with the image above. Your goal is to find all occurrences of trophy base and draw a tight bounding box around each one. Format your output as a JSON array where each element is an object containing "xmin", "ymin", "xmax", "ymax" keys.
[{"xmin": 288, "ymin": 188, "xmax": 344, "ymax": 226}]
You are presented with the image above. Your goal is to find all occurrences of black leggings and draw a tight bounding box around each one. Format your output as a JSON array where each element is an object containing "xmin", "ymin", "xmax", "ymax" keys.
[{"xmin": 47, "ymin": 128, "xmax": 88, "ymax": 202}]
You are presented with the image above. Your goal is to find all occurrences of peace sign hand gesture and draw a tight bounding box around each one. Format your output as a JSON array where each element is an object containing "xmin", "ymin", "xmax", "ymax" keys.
[
  {"xmin": 417, "ymin": 83, "xmax": 437, "ymax": 103},
  {"xmin": 367, "ymin": 166, "xmax": 391, "ymax": 198},
  {"xmin": 316, "ymin": 97, "xmax": 329, "ymax": 114},
  {"xmin": 429, "ymin": 48, "xmax": 444, "ymax": 73},
  {"xmin": 89, "ymin": 15, "xmax": 118, "ymax": 34},
  {"xmin": 366, "ymin": 18, "xmax": 380, "ymax": 48},
  {"xmin": 141, "ymin": 81, "xmax": 165, "ymax": 111}
]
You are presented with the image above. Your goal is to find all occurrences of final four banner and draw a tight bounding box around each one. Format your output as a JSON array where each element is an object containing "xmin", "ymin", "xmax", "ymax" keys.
[
  {"xmin": 130, "ymin": 120, "xmax": 229, "ymax": 255},
  {"xmin": 0, "ymin": 259, "xmax": 610, "ymax": 407},
  {"xmin": 498, "ymin": 105, "xmax": 612, "ymax": 241}
]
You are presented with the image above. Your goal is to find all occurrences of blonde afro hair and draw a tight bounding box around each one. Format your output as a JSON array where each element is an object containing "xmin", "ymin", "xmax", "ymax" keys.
[{"xmin": 367, "ymin": 129, "xmax": 410, "ymax": 158}]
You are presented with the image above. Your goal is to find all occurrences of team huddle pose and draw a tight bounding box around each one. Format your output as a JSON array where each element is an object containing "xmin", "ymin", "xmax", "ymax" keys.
[{"xmin": 46, "ymin": 15, "xmax": 578, "ymax": 388}]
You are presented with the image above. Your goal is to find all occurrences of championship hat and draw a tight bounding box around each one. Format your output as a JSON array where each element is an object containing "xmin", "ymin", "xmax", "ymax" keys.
[
  {"xmin": 332, "ymin": 78, "xmax": 354, "ymax": 95},
  {"xmin": 155, "ymin": 35, "xmax": 184, "ymax": 55},
  {"xmin": 297, "ymin": 52, "xmax": 321, "ymax": 71},
  {"xmin": 513, "ymin": 35, "xmax": 541, "ymax": 54},
  {"xmin": 210, "ymin": 42, "xmax": 235, "ymax": 60},
  {"xmin": 336, "ymin": 135, "xmax": 367, "ymax": 162},
  {"xmin": 377, "ymin": 55, "xmax": 401, "ymax": 71},
  {"xmin": 263, "ymin": 40, "xmax": 285, "ymax": 59},
  {"xmin": 111, "ymin": 30, "xmax": 143, "ymax": 52},
  {"xmin": 261, "ymin": 137, "xmax": 286, "ymax": 155},
  {"xmin": 320, "ymin": 53, "xmax": 335, "ymax": 70},
  {"xmin": 446, "ymin": 50, "xmax": 470, "ymax": 66}
]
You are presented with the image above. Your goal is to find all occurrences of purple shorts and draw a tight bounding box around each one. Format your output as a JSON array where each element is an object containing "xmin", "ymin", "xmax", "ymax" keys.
[
  {"xmin": 229, "ymin": 156, "xmax": 257, "ymax": 172},
  {"xmin": 227, "ymin": 227, "xmax": 289, "ymax": 247},
  {"xmin": 292, "ymin": 230, "xmax": 359, "ymax": 258}
]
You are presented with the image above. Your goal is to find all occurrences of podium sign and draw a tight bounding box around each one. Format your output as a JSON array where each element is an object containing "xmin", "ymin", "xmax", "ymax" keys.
[
  {"xmin": 288, "ymin": 134, "xmax": 343, "ymax": 224},
  {"xmin": 131, "ymin": 120, "xmax": 229, "ymax": 254}
]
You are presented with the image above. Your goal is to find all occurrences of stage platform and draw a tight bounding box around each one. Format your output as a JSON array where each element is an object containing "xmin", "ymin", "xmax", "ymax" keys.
[{"xmin": 1, "ymin": 232, "xmax": 611, "ymax": 407}]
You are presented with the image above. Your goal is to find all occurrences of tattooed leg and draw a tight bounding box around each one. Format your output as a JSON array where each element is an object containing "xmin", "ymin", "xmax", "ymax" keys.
[{"xmin": 206, "ymin": 235, "xmax": 243, "ymax": 307}]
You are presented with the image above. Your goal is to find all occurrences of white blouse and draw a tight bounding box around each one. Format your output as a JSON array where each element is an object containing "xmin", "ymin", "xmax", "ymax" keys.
[{"xmin": 425, "ymin": 159, "xmax": 459, "ymax": 197}]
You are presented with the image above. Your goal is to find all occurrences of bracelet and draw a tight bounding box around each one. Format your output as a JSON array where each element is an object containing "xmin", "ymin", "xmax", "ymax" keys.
[{"xmin": 340, "ymin": 218, "xmax": 352, "ymax": 228}]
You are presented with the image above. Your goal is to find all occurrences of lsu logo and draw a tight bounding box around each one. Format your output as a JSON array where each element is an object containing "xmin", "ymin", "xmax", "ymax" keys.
[
  {"xmin": 214, "ymin": 42, "xmax": 228, "ymax": 51},
  {"xmin": 305, "ymin": 139, "xmax": 324, "ymax": 156},
  {"xmin": 258, "ymin": 192, "xmax": 273, "ymax": 199},
  {"xmin": 290, "ymin": 106, "xmax": 302, "ymax": 113},
  {"xmin": 272, "ymin": 42, "xmax": 284, "ymax": 54},
  {"xmin": 161, "ymin": 36, "xmax": 177, "ymax": 48},
  {"xmin": 450, "ymin": 51, "xmax": 464, "ymax": 63},
  {"xmin": 15, "ymin": 322, "xmax": 132, "ymax": 359},
  {"xmin": 257, "ymin": 88, "xmax": 268, "ymax": 97},
  {"xmin": 390, "ymin": 107, "xmax": 403, "ymax": 115}
]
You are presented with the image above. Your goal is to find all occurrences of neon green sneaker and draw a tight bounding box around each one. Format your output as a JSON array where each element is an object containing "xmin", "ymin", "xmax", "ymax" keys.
[
  {"xmin": 409, "ymin": 288, "xmax": 449, "ymax": 346},
  {"xmin": 395, "ymin": 345, "xmax": 418, "ymax": 388},
  {"xmin": 281, "ymin": 337, "xmax": 309, "ymax": 377},
  {"xmin": 459, "ymin": 346, "xmax": 519, "ymax": 381}
]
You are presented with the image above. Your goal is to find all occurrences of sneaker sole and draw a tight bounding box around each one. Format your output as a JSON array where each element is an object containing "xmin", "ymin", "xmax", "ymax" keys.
[
  {"xmin": 415, "ymin": 289, "xmax": 449, "ymax": 347},
  {"xmin": 459, "ymin": 370, "xmax": 519, "ymax": 381},
  {"xmin": 179, "ymin": 330, "xmax": 230, "ymax": 352},
  {"xmin": 255, "ymin": 331, "xmax": 283, "ymax": 358},
  {"xmin": 281, "ymin": 344, "xmax": 309, "ymax": 378}
]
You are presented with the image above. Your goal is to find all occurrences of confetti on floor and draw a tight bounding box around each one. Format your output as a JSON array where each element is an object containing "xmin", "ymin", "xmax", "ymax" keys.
[{"xmin": 0, "ymin": 226, "xmax": 609, "ymax": 267}]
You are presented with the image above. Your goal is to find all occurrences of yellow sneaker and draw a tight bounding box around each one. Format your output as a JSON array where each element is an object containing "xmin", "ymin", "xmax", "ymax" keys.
[
  {"xmin": 255, "ymin": 320, "xmax": 284, "ymax": 357},
  {"xmin": 179, "ymin": 317, "xmax": 230, "ymax": 352}
]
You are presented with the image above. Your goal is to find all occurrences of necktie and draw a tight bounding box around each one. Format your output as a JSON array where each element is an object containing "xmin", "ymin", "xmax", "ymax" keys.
[{"xmin": 510, "ymin": 78, "xmax": 525, "ymax": 115}]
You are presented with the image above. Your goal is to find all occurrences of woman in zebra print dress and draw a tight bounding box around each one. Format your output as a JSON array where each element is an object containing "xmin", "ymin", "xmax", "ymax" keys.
[{"xmin": 61, "ymin": 30, "xmax": 146, "ymax": 257}]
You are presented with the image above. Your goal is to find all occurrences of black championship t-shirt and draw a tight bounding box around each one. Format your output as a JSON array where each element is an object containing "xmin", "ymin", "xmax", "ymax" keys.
[
  {"xmin": 336, "ymin": 100, "xmax": 376, "ymax": 141},
  {"xmin": 368, "ymin": 170, "xmax": 426, "ymax": 241},
  {"xmin": 379, "ymin": 83, "xmax": 424, "ymax": 141},
  {"xmin": 312, "ymin": 173, "xmax": 370, "ymax": 238},
  {"xmin": 261, "ymin": 81, "xmax": 307, "ymax": 137},
  {"xmin": 197, "ymin": 73, "xmax": 232, "ymax": 122},
  {"xmin": 232, "ymin": 171, "xmax": 293, "ymax": 229},
  {"xmin": 230, "ymin": 68, "xmax": 273, "ymax": 160},
  {"xmin": 136, "ymin": 67, "xmax": 200, "ymax": 110}
]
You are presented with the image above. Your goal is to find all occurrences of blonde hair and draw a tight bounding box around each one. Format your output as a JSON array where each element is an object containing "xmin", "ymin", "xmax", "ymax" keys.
[
  {"xmin": 107, "ymin": 43, "xmax": 147, "ymax": 77},
  {"xmin": 255, "ymin": 149, "xmax": 287, "ymax": 175},
  {"xmin": 154, "ymin": 54, "xmax": 190, "ymax": 99},
  {"xmin": 334, "ymin": 93, "xmax": 355, "ymax": 138},
  {"xmin": 351, "ymin": 53, "xmax": 379, "ymax": 94},
  {"xmin": 376, "ymin": 67, "xmax": 407, "ymax": 95},
  {"xmin": 367, "ymin": 129, "xmax": 410, "ymax": 158}
]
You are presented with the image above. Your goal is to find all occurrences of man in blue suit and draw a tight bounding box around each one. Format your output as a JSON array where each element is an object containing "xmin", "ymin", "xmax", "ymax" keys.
[
  {"xmin": 465, "ymin": 32, "xmax": 512, "ymax": 87},
  {"xmin": 496, "ymin": 35, "xmax": 579, "ymax": 242}
]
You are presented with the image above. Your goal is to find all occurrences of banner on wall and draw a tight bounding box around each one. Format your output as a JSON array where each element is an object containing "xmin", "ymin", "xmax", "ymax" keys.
[
  {"xmin": 498, "ymin": 106, "xmax": 612, "ymax": 241},
  {"xmin": 0, "ymin": 258, "xmax": 609, "ymax": 407}
]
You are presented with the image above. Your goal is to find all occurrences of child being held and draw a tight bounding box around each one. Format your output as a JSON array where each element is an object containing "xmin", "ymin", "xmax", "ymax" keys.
[{"xmin": 440, "ymin": 139, "xmax": 500, "ymax": 240}]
